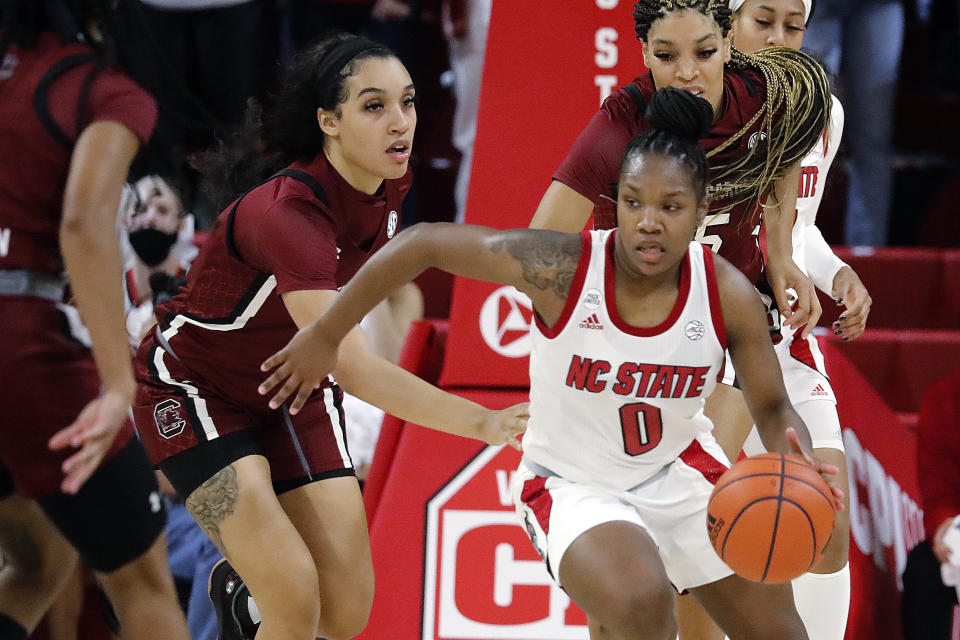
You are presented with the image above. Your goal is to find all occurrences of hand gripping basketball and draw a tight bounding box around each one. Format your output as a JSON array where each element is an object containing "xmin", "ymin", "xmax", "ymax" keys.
[{"xmin": 706, "ymin": 430, "xmax": 844, "ymax": 583}]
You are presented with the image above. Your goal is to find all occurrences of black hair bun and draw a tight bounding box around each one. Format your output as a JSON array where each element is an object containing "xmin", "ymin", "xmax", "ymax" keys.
[{"xmin": 645, "ymin": 87, "xmax": 714, "ymax": 143}]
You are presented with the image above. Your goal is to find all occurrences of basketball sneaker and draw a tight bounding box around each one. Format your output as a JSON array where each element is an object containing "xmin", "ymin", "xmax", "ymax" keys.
[{"xmin": 208, "ymin": 558, "xmax": 259, "ymax": 640}]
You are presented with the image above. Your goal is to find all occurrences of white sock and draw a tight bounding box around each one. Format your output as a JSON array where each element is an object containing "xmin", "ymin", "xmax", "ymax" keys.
[
  {"xmin": 247, "ymin": 595, "xmax": 262, "ymax": 625},
  {"xmin": 792, "ymin": 564, "xmax": 850, "ymax": 640}
]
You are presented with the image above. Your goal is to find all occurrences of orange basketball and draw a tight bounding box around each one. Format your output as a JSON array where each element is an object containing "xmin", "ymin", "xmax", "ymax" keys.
[{"xmin": 706, "ymin": 453, "xmax": 836, "ymax": 583}]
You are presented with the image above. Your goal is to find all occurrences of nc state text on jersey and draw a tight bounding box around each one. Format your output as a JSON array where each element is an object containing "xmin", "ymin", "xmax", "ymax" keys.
[{"xmin": 565, "ymin": 355, "xmax": 711, "ymax": 398}]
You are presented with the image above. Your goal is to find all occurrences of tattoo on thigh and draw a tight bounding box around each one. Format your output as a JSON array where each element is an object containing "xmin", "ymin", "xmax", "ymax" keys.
[{"xmin": 186, "ymin": 465, "xmax": 240, "ymax": 553}]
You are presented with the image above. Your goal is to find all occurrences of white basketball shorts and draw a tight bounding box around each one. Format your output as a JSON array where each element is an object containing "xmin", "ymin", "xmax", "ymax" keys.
[{"xmin": 513, "ymin": 432, "xmax": 735, "ymax": 593}]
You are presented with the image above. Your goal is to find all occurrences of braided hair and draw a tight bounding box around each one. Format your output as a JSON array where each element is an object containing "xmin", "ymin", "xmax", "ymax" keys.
[
  {"xmin": 631, "ymin": 0, "xmax": 831, "ymax": 217},
  {"xmin": 707, "ymin": 46, "xmax": 830, "ymax": 211},
  {"xmin": 633, "ymin": 0, "xmax": 732, "ymax": 41},
  {"xmin": 621, "ymin": 87, "xmax": 714, "ymax": 198},
  {"xmin": 199, "ymin": 33, "xmax": 396, "ymax": 210}
]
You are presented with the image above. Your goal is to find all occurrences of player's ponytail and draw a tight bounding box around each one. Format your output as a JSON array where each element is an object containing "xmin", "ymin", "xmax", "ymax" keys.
[{"xmin": 620, "ymin": 87, "xmax": 713, "ymax": 197}]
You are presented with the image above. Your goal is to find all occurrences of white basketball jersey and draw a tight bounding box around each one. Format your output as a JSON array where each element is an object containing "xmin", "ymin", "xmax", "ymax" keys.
[
  {"xmin": 522, "ymin": 231, "xmax": 727, "ymax": 491},
  {"xmin": 792, "ymin": 95, "xmax": 844, "ymax": 278}
]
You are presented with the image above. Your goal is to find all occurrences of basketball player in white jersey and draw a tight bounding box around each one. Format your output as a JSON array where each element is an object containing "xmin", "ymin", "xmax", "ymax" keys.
[
  {"xmin": 676, "ymin": 3, "xmax": 873, "ymax": 638},
  {"xmin": 257, "ymin": 87, "xmax": 845, "ymax": 639}
]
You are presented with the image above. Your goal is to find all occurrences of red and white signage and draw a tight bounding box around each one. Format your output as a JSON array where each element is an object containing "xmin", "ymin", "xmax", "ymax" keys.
[
  {"xmin": 823, "ymin": 340, "xmax": 926, "ymax": 638},
  {"xmin": 422, "ymin": 445, "xmax": 588, "ymax": 640},
  {"xmin": 440, "ymin": 0, "xmax": 646, "ymax": 388}
]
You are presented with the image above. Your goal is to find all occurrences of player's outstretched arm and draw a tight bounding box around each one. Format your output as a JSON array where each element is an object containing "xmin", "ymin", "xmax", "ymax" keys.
[
  {"xmin": 716, "ymin": 255, "xmax": 843, "ymax": 509},
  {"xmin": 763, "ymin": 163, "xmax": 821, "ymax": 339},
  {"xmin": 269, "ymin": 286, "xmax": 527, "ymax": 445},
  {"xmin": 528, "ymin": 180, "xmax": 595, "ymax": 232},
  {"xmin": 260, "ymin": 222, "xmax": 581, "ymax": 408}
]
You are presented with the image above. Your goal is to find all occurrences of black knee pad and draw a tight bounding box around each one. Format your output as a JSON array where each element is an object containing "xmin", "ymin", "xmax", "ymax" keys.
[
  {"xmin": 158, "ymin": 430, "xmax": 264, "ymax": 498},
  {"xmin": 37, "ymin": 438, "xmax": 166, "ymax": 573},
  {"xmin": 0, "ymin": 613, "xmax": 27, "ymax": 640},
  {"xmin": 0, "ymin": 463, "xmax": 14, "ymax": 500}
]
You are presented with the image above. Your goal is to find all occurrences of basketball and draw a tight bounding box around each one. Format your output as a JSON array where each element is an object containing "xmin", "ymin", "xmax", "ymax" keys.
[{"xmin": 706, "ymin": 453, "xmax": 836, "ymax": 583}]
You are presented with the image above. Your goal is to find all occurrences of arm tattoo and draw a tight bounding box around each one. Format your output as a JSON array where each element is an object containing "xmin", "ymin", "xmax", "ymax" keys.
[
  {"xmin": 186, "ymin": 464, "xmax": 239, "ymax": 553},
  {"xmin": 490, "ymin": 231, "xmax": 581, "ymax": 301}
]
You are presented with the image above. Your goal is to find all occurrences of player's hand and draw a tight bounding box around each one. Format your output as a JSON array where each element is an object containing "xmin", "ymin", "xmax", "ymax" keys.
[
  {"xmin": 767, "ymin": 259, "xmax": 821, "ymax": 340},
  {"xmin": 830, "ymin": 266, "xmax": 871, "ymax": 341},
  {"xmin": 48, "ymin": 388, "xmax": 130, "ymax": 494},
  {"xmin": 477, "ymin": 402, "xmax": 529, "ymax": 451},
  {"xmin": 259, "ymin": 322, "xmax": 338, "ymax": 414},
  {"xmin": 786, "ymin": 427, "xmax": 845, "ymax": 512},
  {"xmin": 933, "ymin": 516, "xmax": 958, "ymax": 564}
]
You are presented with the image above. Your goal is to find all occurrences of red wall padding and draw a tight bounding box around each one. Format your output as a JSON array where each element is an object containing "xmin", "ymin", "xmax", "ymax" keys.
[
  {"xmin": 818, "ymin": 248, "xmax": 960, "ymax": 329},
  {"xmin": 824, "ymin": 329, "xmax": 960, "ymax": 413}
]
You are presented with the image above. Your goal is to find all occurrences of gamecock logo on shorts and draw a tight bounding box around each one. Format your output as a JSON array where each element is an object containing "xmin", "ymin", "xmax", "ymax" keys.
[{"xmin": 154, "ymin": 399, "xmax": 187, "ymax": 439}]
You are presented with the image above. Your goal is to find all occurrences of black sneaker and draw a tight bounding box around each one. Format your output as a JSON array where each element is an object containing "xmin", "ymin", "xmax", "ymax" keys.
[{"xmin": 208, "ymin": 558, "xmax": 256, "ymax": 640}]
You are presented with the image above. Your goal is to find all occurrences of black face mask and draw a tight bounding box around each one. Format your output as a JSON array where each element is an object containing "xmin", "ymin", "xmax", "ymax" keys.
[{"xmin": 128, "ymin": 228, "xmax": 178, "ymax": 267}]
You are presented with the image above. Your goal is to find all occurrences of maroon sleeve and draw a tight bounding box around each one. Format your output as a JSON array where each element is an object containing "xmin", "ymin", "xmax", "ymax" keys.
[
  {"xmin": 552, "ymin": 104, "xmax": 634, "ymax": 204},
  {"xmin": 50, "ymin": 65, "xmax": 157, "ymax": 145},
  {"xmin": 234, "ymin": 195, "xmax": 340, "ymax": 295},
  {"xmin": 916, "ymin": 374, "xmax": 960, "ymax": 539},
  {"xmin": 86, "ymin": 68, "xmax": 157, "ymax": 144}
]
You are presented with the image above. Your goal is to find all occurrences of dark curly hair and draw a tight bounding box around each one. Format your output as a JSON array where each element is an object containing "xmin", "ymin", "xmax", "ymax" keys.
[
  {"xmin": 621, "ymin": 87, "xmax": 714, "ymax": 198},
  {"xmin": 633, "ymin": 0, "xmax": 732, "ymax": 42},
  {"xmin": 199, "ymin": 32, "xmax": 397, "ymax": 210}
]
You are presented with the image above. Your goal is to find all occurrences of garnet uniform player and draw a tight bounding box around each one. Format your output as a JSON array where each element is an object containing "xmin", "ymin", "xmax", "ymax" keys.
[
  {"xmin": 530, "ymin": 0, "xmax": 833, "ymax": 349},
  {"xmin": 130, "ymin": 34, "xmax": 526, "ymax": 640},
  {"xmin": 553, "ymin": 68, "xmax": 770, "ymax": 286},
  {"xmin": 257, "ymin": 87, "xmax": 844, "ymax": 640},
  {"xmin": 0, "ymin": 3, "xmax": 190, "ymax": 639},
  {"xmin": 134, "ymin": 151, "xmax": 411, "ymax": 485}
]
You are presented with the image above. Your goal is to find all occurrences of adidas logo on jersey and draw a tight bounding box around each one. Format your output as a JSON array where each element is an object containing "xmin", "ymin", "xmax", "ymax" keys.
[
  {"xmin": 811, "ymin": 384, "xmax": 829, "ymax": 397},
  {"xmin": 579, "ymin": 313, "xmax": 603, "ymax": 330}
]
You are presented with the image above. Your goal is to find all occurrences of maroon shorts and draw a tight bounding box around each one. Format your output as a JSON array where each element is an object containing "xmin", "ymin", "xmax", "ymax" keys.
[
  {"xmin": 133, "ymin": 338, "xmax": 354, "ymax": 496},
  {"xmin": 0, "ymin": 297, "xmax": 132, "ymax": 499}
]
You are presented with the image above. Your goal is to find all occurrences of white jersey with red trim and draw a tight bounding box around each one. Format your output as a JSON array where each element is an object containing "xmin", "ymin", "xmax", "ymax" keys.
[
  {"xmin": 771, "ymin": 96, "xmax": 845, "ymax": 385},
  {"xmin": 792, "ymin": 95, "xmax": 846, "ymax": 293},
  {"xmin": 522, "ymin": 231, "xmax": 727, "ymax": 491}
]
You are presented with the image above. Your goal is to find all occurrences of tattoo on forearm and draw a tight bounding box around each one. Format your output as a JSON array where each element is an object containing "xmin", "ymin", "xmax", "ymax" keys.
[
  {"xmin": 186, "ymin": 464, "xmax": 239, "ymax": 553},
  {"xmin": 490, "ymin": 232, "xmax": 580, "ymax": 300}
]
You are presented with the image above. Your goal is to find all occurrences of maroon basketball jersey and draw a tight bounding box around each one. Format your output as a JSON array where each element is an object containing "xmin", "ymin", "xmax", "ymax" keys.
[
  {"xmin": 553, "ymin": 69, "xmax": 768, "ymax": 285},
  {"xmin": 0, "ymin": 31, "xmax": 156, "ymax": 275},
  {"xmin": 137, "ymin": 153, "xmax": 412, "ymax": 409}
]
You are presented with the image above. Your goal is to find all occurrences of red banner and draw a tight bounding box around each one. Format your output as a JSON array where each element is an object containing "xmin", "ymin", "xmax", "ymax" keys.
[
  {"xmin": 440, "ymin": 1, "xmax": 646, "ymax": 388},
  {"xmin": 824, "ymin": 339, "xmax": 925, "ymax": 639},
  {"xmin": 357, "ymin": 389, "xmax": 593, "ymax": 640}
]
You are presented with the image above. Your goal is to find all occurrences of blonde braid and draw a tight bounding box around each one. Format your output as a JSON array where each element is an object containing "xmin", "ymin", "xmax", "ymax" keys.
[{"xmin": 706, "ymin": 46, "xmax": 832, "ymax": 215}]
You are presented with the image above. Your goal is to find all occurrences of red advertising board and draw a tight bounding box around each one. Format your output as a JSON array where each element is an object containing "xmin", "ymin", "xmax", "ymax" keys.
[
  {"xmin": 440, "ymin": 1, "xmax": 646, "ymax": 388},
  {"xmin": 824, "ymin": 339, "xmax": 926, "ymax": 639},
  {"xmin": 358, "ymin": 389, "xmax": 590, "ymax": 640}
]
